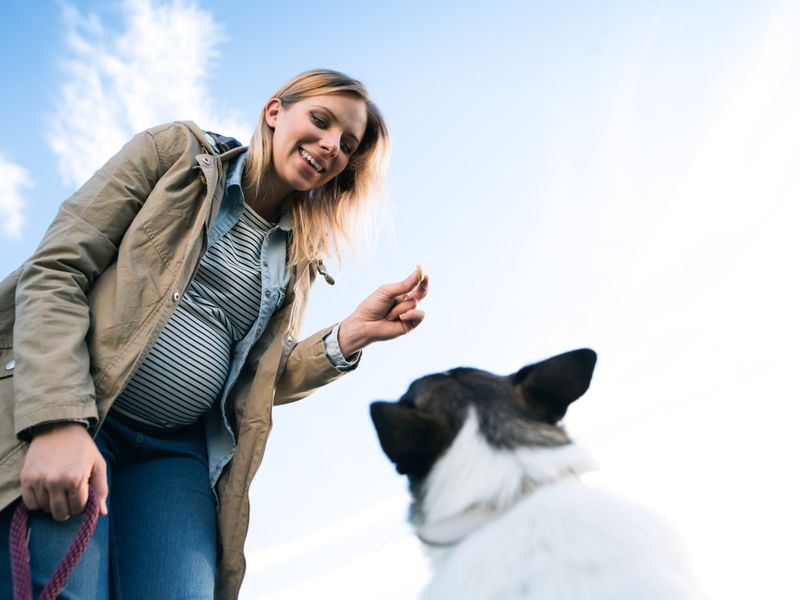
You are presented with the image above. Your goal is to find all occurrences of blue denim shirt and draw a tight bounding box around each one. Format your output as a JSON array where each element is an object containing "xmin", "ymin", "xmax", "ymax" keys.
[{"xmin": 203, "ymin": 149, "xmax": 358, "ymax": 492}]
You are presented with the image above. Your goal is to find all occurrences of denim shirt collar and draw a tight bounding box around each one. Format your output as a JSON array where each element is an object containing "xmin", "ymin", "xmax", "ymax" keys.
[{"xmin": 210, "ymin": 150, "xmax": 293, "ymax": 245}]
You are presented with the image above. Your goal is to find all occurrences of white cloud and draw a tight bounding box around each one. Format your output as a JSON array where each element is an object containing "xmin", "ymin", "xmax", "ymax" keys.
[
  {"xmin": 0, "ymin": 156, "xmax": 33, "ymax": 238},
  {"xmin": 49, "ymin": 0, "xmax": 250, "ymax": 188}
]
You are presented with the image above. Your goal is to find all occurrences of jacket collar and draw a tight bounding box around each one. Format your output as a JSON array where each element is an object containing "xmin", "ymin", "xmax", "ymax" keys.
[{"xmin": 219, "ymin": 145, "xmax": 247, "ymax": 164}]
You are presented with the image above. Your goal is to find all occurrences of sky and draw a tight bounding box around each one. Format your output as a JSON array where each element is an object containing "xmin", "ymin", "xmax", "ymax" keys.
[{"xmin": 2, "ymin": 1, "xmax": 799, "ymax": 598}]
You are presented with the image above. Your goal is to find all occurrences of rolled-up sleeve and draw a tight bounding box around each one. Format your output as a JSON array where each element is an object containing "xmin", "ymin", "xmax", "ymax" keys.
[{"xmin": 323, "ymin": 322, "xmax": 361, "ymax": 372}]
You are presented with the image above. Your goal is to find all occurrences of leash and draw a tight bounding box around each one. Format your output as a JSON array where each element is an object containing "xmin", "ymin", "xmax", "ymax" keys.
[{"xmin": 9, "ymin": 488, "xmax": 100, "ymax": 600}]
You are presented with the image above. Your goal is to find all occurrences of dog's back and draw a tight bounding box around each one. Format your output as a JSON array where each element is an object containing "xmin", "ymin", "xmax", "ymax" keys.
[{"xmin": 371, "ymin": 350, "xmax": 706, "ymax": 599}]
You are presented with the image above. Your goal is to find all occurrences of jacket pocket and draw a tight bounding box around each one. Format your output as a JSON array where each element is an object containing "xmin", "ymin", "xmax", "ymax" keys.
[
  {"xmin": 0, "ymin": 345, "xmax": 17, "ymax": 425},
  {"xmin": 0, "ymin": 347, "xmax": 13, "ymax": 381}
]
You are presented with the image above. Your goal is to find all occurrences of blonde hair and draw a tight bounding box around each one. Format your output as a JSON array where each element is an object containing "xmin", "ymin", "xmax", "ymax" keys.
[{"xmin": 244, "ymin": 69, "xmax": 389, "ymax": 268}]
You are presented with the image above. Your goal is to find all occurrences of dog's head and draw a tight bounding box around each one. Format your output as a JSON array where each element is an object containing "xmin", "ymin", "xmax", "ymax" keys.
[{"xmin": 370, "ymin": 348, "xmax": 597, "ymax": 486}]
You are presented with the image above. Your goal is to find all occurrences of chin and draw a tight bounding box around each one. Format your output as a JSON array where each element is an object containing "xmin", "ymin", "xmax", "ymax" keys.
[{"xmin": 291, "ymin": 172, "xmax": 329, "ymax": 193}]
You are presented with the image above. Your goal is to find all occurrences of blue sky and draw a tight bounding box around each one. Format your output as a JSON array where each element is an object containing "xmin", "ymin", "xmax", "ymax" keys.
[{"xmin": 2, "ymin": 1, "xmax": 799, "ymax": 598}]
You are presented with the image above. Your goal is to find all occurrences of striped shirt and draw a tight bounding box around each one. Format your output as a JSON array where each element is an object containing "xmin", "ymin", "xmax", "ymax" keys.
[{"xmin": 113, "ymin": 204, "xmax": 278, "ymax": 428}]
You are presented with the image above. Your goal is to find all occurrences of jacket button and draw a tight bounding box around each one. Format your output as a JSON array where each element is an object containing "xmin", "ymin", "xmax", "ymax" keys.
[
  {"xmin": 172, "ymin": 292, "xmax": 180, "ymax": 302},
  {"xmin": 201, "ymin": 156, "xmax": 212, "ymax": 165},
  {"xmin": 287, "ymin": 335, "xmax": 294, "ymax": 345},
  {"xmin": 4, "ymin": 360, "xmax": 14, "ymax": 371}
]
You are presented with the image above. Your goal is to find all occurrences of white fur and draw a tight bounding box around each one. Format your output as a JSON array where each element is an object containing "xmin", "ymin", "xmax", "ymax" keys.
[
  {"xmin": 417, "ymin": 412, "xmax": 707, "ymax": 600},
  {"xmin": 419, "ymin": 413, "xmax": 597, "ymax": 525}
]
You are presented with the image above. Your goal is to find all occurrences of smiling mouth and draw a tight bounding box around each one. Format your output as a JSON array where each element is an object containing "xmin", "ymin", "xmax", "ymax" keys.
[{"xmin": 299, "ymin": 148, "xmax": 324, "ymax": 173}]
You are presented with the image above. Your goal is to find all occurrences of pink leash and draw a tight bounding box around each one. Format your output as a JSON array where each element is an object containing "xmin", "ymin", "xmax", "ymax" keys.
[{"xmin": 9, "ymin": 488, "xmax": 100, "ymax": 600}]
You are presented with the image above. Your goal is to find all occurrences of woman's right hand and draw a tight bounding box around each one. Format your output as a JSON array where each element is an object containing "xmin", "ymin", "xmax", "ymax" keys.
[{"xmin": 20, "ymin": 423, "xmax": 109, "ymax": 521}]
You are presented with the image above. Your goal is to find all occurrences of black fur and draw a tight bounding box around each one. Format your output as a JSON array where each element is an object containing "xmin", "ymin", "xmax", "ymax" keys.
[{"xmin": 511, "ymin": 348, "xmax": 596, "ymax": 424}]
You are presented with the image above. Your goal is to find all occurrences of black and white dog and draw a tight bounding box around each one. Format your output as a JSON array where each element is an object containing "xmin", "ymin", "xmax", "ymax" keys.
[{"xmin": 370, "ymin": 349, "xmax": 706, "ymax": 599}]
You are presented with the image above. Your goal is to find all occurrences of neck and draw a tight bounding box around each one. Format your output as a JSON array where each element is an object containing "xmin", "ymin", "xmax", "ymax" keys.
[
  {"xmin": 413, "ymin": 411, "xmax": 597, "ymax": 546},
  {"xmin": 242, "ymin": 164, "xmax": 292, "ymax": 223}
]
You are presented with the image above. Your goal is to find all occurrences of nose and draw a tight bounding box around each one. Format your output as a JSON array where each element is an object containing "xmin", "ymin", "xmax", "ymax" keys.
[{"xmin": 318, "ymin": 132, "xmax": 340, "ymax": 157}]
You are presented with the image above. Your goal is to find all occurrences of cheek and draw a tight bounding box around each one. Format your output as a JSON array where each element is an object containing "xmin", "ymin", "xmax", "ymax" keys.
[
  {"xmin": 329, "ymin": 156, "xmax": 351, "ymax": 179},
  {"xmin": 274, "ymin": 139, "xmax": 301, "ymax": 174},
  {"xmin": 273, "ymin": 120, "xmax": 301, "ymax": 153},
  {"xmin": 270, "ymin": 131, "xmax": 287, "ymax": 158}
]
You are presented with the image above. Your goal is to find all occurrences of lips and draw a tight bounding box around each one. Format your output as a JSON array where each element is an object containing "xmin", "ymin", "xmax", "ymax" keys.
[{"xmin": 299, "ymin": 148, "xmax": 324, "ymax": 173}]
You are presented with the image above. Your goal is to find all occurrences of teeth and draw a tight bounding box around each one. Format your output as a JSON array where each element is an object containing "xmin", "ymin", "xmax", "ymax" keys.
[{"xmin": 300, "ymin": 149, "xmax": 323, "ymax": 173}]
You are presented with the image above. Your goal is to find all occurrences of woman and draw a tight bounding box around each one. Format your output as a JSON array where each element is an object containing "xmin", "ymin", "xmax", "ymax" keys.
[{"xmin": 0, "ymin": 69, "xmax": 428, "ymax": 599}]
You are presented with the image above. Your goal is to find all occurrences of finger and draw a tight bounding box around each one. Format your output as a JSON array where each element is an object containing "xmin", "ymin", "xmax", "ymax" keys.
[
  {"xmin": 66, "ymin": 480, "xmax": 89, "ymax": 517},
  {"xmin": 406, "ymin": 275, "xmax": 430, "ymax": 302},
  {"xmin": 32, "ymin": 484, "xmax": 51, "ymax": 514},
  {"xmin": 21, "ymin": 485, "xmax": 42, "ymax": 512},
  {"xmin": 387, "ymin": 298, "xmax": 418, "ymax": 321},
  {"xmin": 49, "ymin": 489, "xmax": 71, "ymax": 522},
  {"xmin": 91, "ymin": 458, "xmax": 109, "ymax": 516},
  {"xmin": 399, "ymin": 309, "xmax": 426, "ymax": 330},
  {"xmin": 378, "ymin": 269, "xmax": 424, "ymax": 299}
]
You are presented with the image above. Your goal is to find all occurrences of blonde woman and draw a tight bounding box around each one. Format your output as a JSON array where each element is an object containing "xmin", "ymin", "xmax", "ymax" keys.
[{"xmin": 0, "ymin": 69, "xmax": 428, "ymax": 599}]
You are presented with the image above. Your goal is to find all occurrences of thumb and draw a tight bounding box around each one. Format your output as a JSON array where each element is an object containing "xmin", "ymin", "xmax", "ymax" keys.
[
  {"xmin": 381, "ymin": 268, "xmax": 423, "ymax": 298},
  {"xmin": 90, "ymin": 457, "xmax": 109, "ymax": 516}
]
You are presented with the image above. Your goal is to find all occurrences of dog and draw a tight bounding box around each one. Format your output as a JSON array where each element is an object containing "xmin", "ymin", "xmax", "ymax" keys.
[{"xmin": 370, "ymin": 349, "xmax": 707, "ymax": 599}]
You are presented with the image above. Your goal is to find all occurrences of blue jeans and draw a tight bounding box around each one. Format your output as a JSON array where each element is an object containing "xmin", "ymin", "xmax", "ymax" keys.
[{"xmin": 0, "ymin": 411, "xmax": 217, "ymax": 599}]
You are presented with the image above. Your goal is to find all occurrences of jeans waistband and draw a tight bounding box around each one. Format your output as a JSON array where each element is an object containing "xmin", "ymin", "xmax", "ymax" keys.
[{"xmin": 106, "ymin": 408, "xmax": 204, "ymax": 439}]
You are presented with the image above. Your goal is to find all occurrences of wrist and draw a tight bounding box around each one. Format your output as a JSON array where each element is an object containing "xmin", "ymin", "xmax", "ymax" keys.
[
  {"xmin": 29, "ymin": 419, "xmax": 90, "ymax": 439},
  {"xmin": 338, "ymin": 316, "xmax": 369, "ymax": 358}
]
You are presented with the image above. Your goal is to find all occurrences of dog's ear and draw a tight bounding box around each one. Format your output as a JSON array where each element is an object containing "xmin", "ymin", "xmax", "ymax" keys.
[
  {"xmin": 511, "ymin": 349, "xmax": 597, "ymax": 424},
  {"xmin": 370, "ymin": 401, "xmax": 447, "ymax": 477}
]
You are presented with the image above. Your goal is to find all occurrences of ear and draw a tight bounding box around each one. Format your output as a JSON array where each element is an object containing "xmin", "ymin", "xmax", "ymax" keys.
[
  {"xmin": 511, "ymin": 349, "xmax": 597, "ymax": 424},
  {"xmin": 370, "ymin": 401, "xmax": 447, "ymax": 477},
  {"xmin": 264, "ymin": 97, "xmax": 281, "ymax": 128}
]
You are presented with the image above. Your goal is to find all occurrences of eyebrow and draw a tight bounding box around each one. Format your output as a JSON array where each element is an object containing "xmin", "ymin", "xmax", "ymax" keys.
[{"xmin": 310, "ymin": 105, "xmax": 362, "ymax": 146}]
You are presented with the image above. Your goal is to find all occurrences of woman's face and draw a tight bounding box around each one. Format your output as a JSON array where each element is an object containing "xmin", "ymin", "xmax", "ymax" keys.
[{"xmin": 266, "ymin": 93, "xmax": 368, "ymax": 194}]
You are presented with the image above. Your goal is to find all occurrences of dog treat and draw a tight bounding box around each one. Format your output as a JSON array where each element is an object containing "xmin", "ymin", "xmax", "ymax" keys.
[{"xmin": 416, "ymin": 264, "xmax": 425, "ymax": 283}]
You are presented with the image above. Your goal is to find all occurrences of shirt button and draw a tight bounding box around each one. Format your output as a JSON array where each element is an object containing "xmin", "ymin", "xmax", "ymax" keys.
[
  {"xmin": 4, "ymin": 360, "xmax": 15, "ymax": 371},
  {"xmin": 261, "ymin": 261, "xmax": 268, "ymax": 267},
  {"xmin": 172, "ymin": 292, "xmax": 180, "ymax": 302},
  {"xmin": 264, "ymin": 290, "xmax": 271, "ymax": 297},
  {"xmin": 287, "ymin": 335, "xmax": 294, "ymax": 344}
]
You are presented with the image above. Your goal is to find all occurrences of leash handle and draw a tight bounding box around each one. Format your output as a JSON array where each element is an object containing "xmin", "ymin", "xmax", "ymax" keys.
[{"xmin": 9, "ymin": 487, "xmax": 100, "ymax": 600}]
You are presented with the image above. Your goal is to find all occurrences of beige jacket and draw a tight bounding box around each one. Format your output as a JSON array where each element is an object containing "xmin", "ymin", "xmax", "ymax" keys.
[{"xmin": 0, "ymin": 121, "xmax": 348, "ymax": 598}]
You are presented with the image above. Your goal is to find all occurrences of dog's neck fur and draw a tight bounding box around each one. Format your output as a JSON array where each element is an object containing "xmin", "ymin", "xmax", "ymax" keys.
[{"xmin": 412, "ymin": 410, "xmax": 597, "ymax": 546}]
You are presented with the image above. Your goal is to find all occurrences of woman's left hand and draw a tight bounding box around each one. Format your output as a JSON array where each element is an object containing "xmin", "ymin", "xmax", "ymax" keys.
[{"xmin": 338, "ymin": 268, "xmax": 430, "ymax": 358}]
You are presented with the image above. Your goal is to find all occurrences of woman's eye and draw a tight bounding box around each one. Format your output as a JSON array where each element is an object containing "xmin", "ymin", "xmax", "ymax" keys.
[
  {"xmin": 310, "ymin": 113, "xmax": 327, "ymax": 128},
  {"xmin": 341, "ymin": 141, "xmax": 353, "ymax": 154}
]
